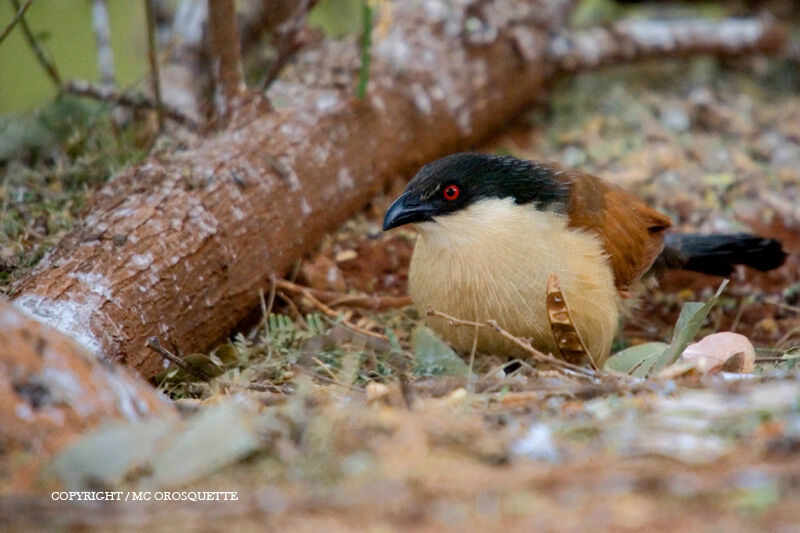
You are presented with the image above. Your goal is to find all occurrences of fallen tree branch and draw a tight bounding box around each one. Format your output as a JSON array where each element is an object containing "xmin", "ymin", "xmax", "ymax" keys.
[
  {"xmin": 0, "ymin": 298, "xmax": 171, "ymax": 488},
  {"xmin": 548, "ymin": 17, "xmax": 787, "ymax": 72},
  {"xmin": 11, "ymin": 2, "xmax": 788, "ymax": 378}
]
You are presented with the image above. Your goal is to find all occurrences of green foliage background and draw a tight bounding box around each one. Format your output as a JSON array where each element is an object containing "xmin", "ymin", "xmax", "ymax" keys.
[{"xmin": 0, "ymin": 0, "xmax": 147, "ymax": 113}]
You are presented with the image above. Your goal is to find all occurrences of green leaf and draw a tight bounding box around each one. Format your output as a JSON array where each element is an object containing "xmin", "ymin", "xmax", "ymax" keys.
[
  {"xmin": 604, "ymin": 342, "xmax": 669, "ymax": 377},
  {"xmin": 651, "ymin": 280, "xmax": 729, "ymax": 374},
  {"xmin": 412, "ymin": 326, "xmax": 468, "ymax": 376},
  {"xmin": 308, "ymin": 0, "xmax": 363, "ymax": 38},
  {"xmin": 144, "ymin": 403, "xmax": 262, "ymax": 488},
  {"xmin": 50, "ymin": 418, "xmax": 174, "ymax": 489}
]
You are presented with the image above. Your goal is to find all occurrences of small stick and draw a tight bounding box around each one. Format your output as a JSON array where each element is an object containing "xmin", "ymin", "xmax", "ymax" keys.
[
  {"xmin": 275, "ymin": 278, "xmax": 411, "ymax": 310},
  {"xmin": 755, "ymin": 357, "xmax": 793, "ymax": 363},
  {"xmin": 310, "ymin": 355, "xmax": 340, "ymax": 382},
  {"xmin": 274, "ymin": 278, "xmax": 388, "ymax": 340},
  {"xmin": 467, "ymin": 323, "xmax": 479, "ymax": 391},
  {"xmin": 426, "ymin": 308, "xmax": 603, "ymax": 382},
  {"xmin": 0, "ymin": 0, "xmax": 34, "ymax": 46},
  {"xmin": 64, "ymin": 79, "xmax": 200, "ymax": 129},
  {"xmin": 764, "ymin": 299, "xmax": 800, "ymax": 314},
  {"xmin": 146, "ymin": 336, "xmax": 211, "ymax": 381},
  {"xmin": 11, "ymin": 0, "xmax": 61, "ymax": 87}
]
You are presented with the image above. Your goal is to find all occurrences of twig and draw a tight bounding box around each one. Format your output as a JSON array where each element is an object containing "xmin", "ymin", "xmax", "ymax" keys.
[
  {"xmin": 144, "ymin": 0, "xmax": 164, "ymax": 130},
  {"xmin": 64, "ymin": 79, "xmax": 200, "ymax": 129},
  {"xmin": 755, "ymin": 357, "xmax": 793, "ymax": 363},
  {"xmin": 311, "ymin": 355, "xmax": 340, "ymax": 382},
  {"xmin": 467, "ymin": 323, "xmax": 479, "ymax": 391},
  {"xmin": 11, "ymin": 0, "xmax": 61, "ymax": 86},
  {"xmin": 275, "ymin": 290, "xmax": 307, "ymax": 326},
  {"xmin": 91, "ymin": 0, "xmax": 116, "ymax": 87},
  {"xmin": 764, "ymin": 298, "xmax": 800, "ymax": 314},
  {"xmin": 146, "ymin": 336, "xmax": 211, "ymax": 381},
  {"xmin": 0, "ymin": 0, "xmax": 34, "ymax": 46},
  {"xmin": 300, "ymin": 369, "xmax": 364, "ymax": 391},
  {"xmin": 274, "ymin": 278, "xmax": 388, "ymax": 341},
  {"xmin": 426, "ymin": 308, "xmax": 604, "ymax": 382},
  {"xmin": 260, "ymin": 39, "xmax": 304, "ymax": 90},
  {"xmin": 275, "ymin": 278, "xmax": 411, "ymax": 310},
  {"xmin": 246, "ymin": 0, "xmax": 319, "ymax": 89}
]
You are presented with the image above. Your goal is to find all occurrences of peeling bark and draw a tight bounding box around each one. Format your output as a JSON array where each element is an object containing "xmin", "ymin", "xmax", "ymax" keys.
[
  {"xmin": 0, "ymin": 299, "xmax": 171, "ymax": 487},
  {"xmin": 11, "ymin": 1, "xmax": 788, "ymax": 379}
]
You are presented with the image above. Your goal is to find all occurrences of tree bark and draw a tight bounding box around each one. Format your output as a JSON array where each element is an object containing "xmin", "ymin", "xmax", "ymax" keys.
[
  {"xmin": 11, "ymin": 1, "xmax": 787, "ymax": 379},
  {"xmin": 0, "ymin": 298, "xmax": 171, "ymax": 488}
]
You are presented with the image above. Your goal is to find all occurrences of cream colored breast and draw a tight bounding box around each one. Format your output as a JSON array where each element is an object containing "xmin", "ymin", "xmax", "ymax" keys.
[{"xmin": 408, "ymin": 198, "xmax": 620, "ymax": 364}]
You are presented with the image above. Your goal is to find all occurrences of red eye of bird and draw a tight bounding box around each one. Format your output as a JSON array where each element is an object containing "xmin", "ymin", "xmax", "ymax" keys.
[{"xmin": 443, "ymin": 184, "xmax": 460, "ymax": 201}]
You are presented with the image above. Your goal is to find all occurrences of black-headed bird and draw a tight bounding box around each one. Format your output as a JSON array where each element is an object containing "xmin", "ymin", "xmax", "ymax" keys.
[{"xmin": 383, "ymin": 153, "xmax": 786, "ymax": 366}]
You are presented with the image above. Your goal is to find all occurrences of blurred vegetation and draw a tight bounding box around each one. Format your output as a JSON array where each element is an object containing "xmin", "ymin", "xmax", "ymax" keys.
[
  {"xmin": 0, "ymin": 0, "xmax": 147, "ymax": 113},
  {"xmin": 0, "ymin": 95, "xmax": 154, "ymax": 292}
]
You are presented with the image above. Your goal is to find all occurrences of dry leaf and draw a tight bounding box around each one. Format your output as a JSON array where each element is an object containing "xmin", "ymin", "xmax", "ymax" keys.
[
  {"xmin": 298, "ymin": 255, "xmax": 347, "ymax": 291},
  {"xmin": 680, "ymin": 332, "xmax": 755, "ymax": 374}
]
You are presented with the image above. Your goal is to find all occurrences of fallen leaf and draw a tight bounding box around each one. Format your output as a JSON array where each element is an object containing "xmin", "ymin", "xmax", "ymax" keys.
[
  {"xmin": 604, "ymin": 342, "xmax": 669, "ymax": 377},
  {"xmin": 681, "ymin": 332, "xmax": 755, "ymax": 374},
  {"xmin": 412, "ymin": 326, "xmax": 468, "ymax": 376},
  {"xmin": 651, "ymin": 280, "xmax": 728, "ymax": 373}
]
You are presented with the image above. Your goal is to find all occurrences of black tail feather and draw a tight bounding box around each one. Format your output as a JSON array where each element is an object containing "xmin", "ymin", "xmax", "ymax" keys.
[{"xmin": 656, "ymin": 233, "xmax": 787, "ymax": 277}]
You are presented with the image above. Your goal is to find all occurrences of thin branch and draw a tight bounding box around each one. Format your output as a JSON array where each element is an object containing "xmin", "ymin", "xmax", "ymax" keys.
[
  {"xmin": 11, "ymin": 0, "xmax": 61, "ymax": 87},
  {"xmin": 548, "ymin": 17, "xmax": 787, "ymax": 73},
  {"xmin": 275, "ymin": 278, "xmax": 411, "ymax": 310},
  {"xmin": 260, "ymin": 39, "xmax": 303, "ymax": 90},
  {"xmin": 146, "ymin": 336, "xmax": 211, "ymax": 381},
  {"xmin": 426, "ymin": 308, "xmax": 606, "ymax": 382},
  {"xmin": 207, "ymin": 0, "xmax": 246, "ymax": 122},
  {"xmin": 244, "ymin": 0, "xmax": 319, "ymax": 89},
  {"xmin": 274, "ymin": 278, "xmax": 389, "ymax": 341},
  {"xmin": 0, "ymin": 0, "xmax": 34, "ymax": 46},
  {"xmin": 64, "ymin": 79, "xmax": 201, "ymax": 129},
  {"xmin": 144, "ymin": 0, "xmax": 164, "ymax": 130},
  {"xmin": 90, "ymin": 0, "xmax": 116, "ymax": 86}
]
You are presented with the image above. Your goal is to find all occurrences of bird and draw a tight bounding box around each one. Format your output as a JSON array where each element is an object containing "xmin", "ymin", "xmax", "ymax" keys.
[{"xmin": 382, "ymin": 152, "xmax": 786, "ymax": 367}]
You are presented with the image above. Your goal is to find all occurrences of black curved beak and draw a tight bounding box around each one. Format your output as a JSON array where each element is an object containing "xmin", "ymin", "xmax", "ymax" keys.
[{"xmin": 382, "ymin": 192, "xmax": 434, "ymax": 231}]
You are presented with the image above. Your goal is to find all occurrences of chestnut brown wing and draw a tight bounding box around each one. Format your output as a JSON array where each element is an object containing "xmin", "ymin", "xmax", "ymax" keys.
[{"xmin": 551, "ymin": 165, "xmax": 672, "ymax": 296}]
